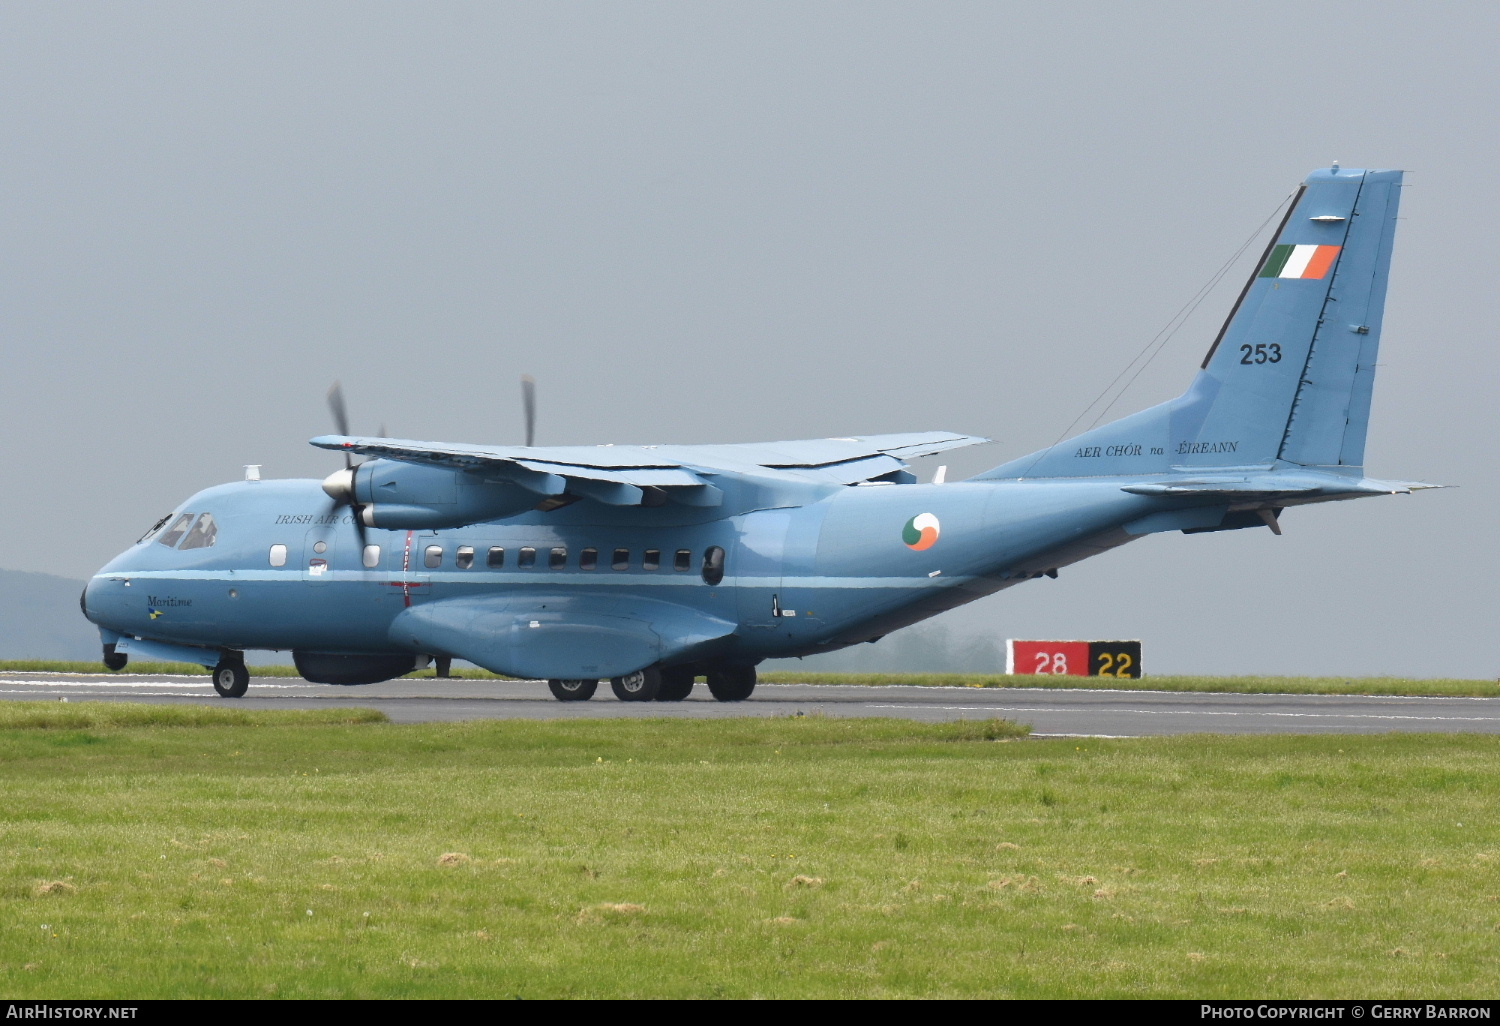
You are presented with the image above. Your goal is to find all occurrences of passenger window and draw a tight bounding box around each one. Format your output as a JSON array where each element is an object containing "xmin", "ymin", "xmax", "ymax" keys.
[
  {"xmin": 518, "ymin": 546, "xmax": 536, "ymax": 568},
  {"xmin": 579, "ymin": 548, "xmax": 598, "ymax": 570},
  {"xmin": 487, "ymin": 546, "xmax": 505, "ymax": 568},
  {"xmin": 362, "ymin": 544, "xmax": 381, "ymax": 568},
  {"xmin": 674, "ymin": 549, "xmax": 692, "ymax": 572},
  {"xmin": 549, "ymin": 546, "xmax": 567, "ymax": 569},
  {"xmin": 702, "ymin": 546, "xmax": 725, "ymax": 586},
  {"xmin": 179, "ymin": 513, "xmax": 218, "ymax": 550},
  {"xmin": 424, "ymin": 545, "xmax": 443, "ymax": 569},
  {"xmin": 612, "ymin": 548, "xmax": 630, "ymax": 571},
  {"xmin": 157, "ymin": 513, "xmax": 195, "ymax": 548},
  {"xmin": 643, "ymin": 549, "xmax": 660, "ymax": 571},
  {"xmin": 269, "ymin": 544, "xmax": 288, "ymax": 567},
  {"xmin": 137, "ymin": 514, "xmax": 172, "ymax": 544},
  {"xmin": 455, "ymin": 545, "xmax": 474, "ymax": 569}
]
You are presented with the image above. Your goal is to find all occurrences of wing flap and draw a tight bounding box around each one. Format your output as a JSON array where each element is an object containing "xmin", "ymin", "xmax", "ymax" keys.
[{"xmin": 309, "ymin": 428, "xmax": 990, "ymax": 508}]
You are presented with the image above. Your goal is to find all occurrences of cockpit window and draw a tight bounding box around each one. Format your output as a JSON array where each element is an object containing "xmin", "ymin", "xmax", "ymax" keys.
[
  {"xmin": 157, "ymin": 514, "xmax": 195, "ymax": 548},
  {"xmin": 138, "ymin": 514, "xmax": 173, "ymax": 544},
  {"xmin": 179, "ymin": 513, "xmax": 218, "ymax": 550}
]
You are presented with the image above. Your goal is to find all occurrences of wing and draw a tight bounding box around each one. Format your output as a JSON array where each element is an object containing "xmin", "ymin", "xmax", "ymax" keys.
[{"xmin": 310, "ymin": 430, "xmax": 989, "ymax": 506}]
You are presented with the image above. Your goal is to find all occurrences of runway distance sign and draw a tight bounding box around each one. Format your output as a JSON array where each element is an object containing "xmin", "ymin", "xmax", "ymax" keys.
[{"xmin": 1007, "ymin": 640, "xmax": 1142, "ymax": 678}]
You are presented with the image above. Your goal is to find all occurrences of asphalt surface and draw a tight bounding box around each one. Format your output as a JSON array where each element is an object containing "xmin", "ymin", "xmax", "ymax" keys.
[{"xmin": 3, "ymin": 672, "xmax": 1499, "ymax": 736}]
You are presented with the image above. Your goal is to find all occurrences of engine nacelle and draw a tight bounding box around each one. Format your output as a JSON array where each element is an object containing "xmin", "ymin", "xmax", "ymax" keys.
[{"xmin": 323, "ymin": 459, "xmax": 549, "ymax": 529}]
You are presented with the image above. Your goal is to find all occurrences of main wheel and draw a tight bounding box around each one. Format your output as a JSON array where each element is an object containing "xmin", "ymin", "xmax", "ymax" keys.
[
  {"xmin": 656, "ymin": 667, "xmax": 696, "ymax": 702},
  {"xmin": 212, "ymin": 659, "xmax": 250, "ymax": 698},
  {"xmin": 706, "ymin": 665, "xmax": 756, "ymax": 702},
  {"xmin": 548, "ymin": 678, "xmax": 598, "ymax": 702},
  {"xmin": 610, "ymin": 666, "xmax": 662, "ymax": 702}
]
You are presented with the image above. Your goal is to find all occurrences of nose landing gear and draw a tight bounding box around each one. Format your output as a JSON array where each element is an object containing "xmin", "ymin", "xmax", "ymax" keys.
[{"xmin": 212, "ymin": 656, "xmax": 250, "ymax": 698}]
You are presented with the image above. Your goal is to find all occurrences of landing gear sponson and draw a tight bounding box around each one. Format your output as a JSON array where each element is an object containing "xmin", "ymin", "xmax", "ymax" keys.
[{"xmin": 547, "ymin": 664, "xmax": 756, "ymax": 703}]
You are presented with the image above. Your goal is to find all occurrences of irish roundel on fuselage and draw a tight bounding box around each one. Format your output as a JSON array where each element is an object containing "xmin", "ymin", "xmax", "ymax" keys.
[{"xmin": 902, "ymin": 513, "xmax": 940, "ymax": 551}]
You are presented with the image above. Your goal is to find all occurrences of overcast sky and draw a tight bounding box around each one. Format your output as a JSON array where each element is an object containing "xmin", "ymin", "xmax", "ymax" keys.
[{"xmin": 1, "ymin": 1, "xmax": 1494, "ymax": 677}]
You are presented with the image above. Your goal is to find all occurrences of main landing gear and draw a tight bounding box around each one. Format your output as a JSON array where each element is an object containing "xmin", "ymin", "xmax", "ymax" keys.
[
  {"xmin": 548, "ymin": 677, "xmax": 599, "ymax": 702},
  {"xmin": 212, "ymin": 655, "xmax": 250, "ymax": 698},
  {"xmin": 546, "ymin": 664, "xmax": 757, "ymax": 703}
]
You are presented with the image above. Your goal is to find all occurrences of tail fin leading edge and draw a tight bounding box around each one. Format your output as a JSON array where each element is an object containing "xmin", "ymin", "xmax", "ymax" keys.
[{"xmin": 983, "ymin": 167, "xmax": 1403, "ymax": 480}]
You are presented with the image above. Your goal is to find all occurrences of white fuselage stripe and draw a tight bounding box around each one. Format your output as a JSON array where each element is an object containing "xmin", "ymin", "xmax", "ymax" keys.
[{"xmin": 94, "ymin": 570, "xmax": 968, "ymax": 590}]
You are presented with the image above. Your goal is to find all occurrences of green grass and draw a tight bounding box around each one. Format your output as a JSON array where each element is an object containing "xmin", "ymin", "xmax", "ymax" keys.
[
  {"xmin": 1, "ymin": 706, "xmax": 1497, "ymax": 998},
  {"xmin": 5, "ymin": 661, "xmax": 1495, "ymax": 695}
]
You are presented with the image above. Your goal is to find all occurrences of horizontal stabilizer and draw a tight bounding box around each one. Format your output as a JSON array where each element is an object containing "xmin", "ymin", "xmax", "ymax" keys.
[{"xmin": 1121, "ymin": 473, "xmax": 1441, "ymax": 502}]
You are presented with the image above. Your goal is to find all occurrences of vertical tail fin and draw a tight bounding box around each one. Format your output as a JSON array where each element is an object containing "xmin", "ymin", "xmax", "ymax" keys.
[{"xmin": 982, "ymin": 167, "xmax": 1403, "ymax": 480}]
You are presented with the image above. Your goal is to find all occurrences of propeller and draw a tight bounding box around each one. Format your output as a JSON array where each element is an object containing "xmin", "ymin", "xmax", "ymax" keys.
[
  {"xmin": 320, "ymin": 380, "xmax": 369, "ymax": 547},
  {"xmin": 521, "ymin": 374, "xmax": 536, "ymax": 447}
]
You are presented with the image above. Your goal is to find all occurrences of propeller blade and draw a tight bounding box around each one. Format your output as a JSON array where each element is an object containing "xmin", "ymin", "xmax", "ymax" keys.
[
  {"xmin": 521, "ymin": 374, "xmax": 536, "ymax": 448},
  {"xmin": 323, "ymin": 381, "xmax": 369, "ymax": 545},
  {"xmin": 327, "ymin": 381, "xmax": 351, "ymax": 437},
  {"xmin": 327, "ymin": 381, "xmax": 354, "ymax": 470}
]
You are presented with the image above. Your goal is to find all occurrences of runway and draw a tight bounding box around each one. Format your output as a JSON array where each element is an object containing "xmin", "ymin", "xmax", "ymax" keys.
[{"xmin": 3, "ymin": 672, "xmax": 1499, "ymax": 736}]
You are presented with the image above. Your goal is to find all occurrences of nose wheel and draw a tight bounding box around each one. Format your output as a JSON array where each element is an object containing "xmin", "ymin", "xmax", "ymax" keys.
[{"xmin": 212, "ymin": 658, "xmax": 250, "ymax": 698}]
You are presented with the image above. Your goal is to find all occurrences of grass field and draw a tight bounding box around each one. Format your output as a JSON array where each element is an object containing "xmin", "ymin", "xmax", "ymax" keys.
[{"xmin": 1, "ymin": 704, "xmax": 1497, "ymax": 998}]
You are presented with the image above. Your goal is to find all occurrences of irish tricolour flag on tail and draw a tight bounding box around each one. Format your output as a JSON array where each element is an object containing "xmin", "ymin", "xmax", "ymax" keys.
[{"xmin": 1259, "ymin": 243, "xmax": 1341, "ymax": 280}]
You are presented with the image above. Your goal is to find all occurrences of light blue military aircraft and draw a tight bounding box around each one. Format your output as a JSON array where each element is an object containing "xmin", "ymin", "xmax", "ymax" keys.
[{"xmin": 83, "ymin": 166, "xmax": 1430, "ymax": 700}]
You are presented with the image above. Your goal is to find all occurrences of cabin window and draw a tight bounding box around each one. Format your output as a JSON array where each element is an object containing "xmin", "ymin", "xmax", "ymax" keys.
[
  {"xmin": 579, "ymin": 548, "xmax": 598, "ymax": 570},
  {"xmin": 518, "ymin": 546, "xmax": 536, "ymax": 568},
  {"xmin": 487, "ymin": 546, "xmax": 505, "ymax": 568},
  {"xmin": 455, "ymin": 545, "xmax": 474, "ymax": 569},
  {"xmin": 312, "ymin": 541, "xmax": 327, "ymax": 554},
  {"xmin": 269, "ymin": 544, "xmax": 288, "ymax": 567},
  {"xmin": 179, "ymin": 513, "xmax": 218, "ymax": 550},
  {"xmin": 674, "ymin": 549, "xmax": 692, "ymax": 572},
  {"xmin": 549, "ymin": 546, "xmax": 567, "ymax": 569},
  {"xmin": 612, "ymin": 548, "xmax": 630, "ymax": 571},
  {"xmin": 702, "ymin": 546, "xmax": 725, "ymax": 586},
  {"xmin": 157, "ymin": 513, "xmax": 195, "ymax": 548},
  {"xmin": 137, "ymin": 514, "xmax": 172, "ymax": 544},
  {"xmin": 362, "ymin": 544, "xmax": 381, "ymax": 568},
  {"xmin": 424, "ymin": 545, "xmax": 443, "ymax": 568},
  {"xmin": 643, "ymin": 549, "xmax": 660, "ymax": 571}
]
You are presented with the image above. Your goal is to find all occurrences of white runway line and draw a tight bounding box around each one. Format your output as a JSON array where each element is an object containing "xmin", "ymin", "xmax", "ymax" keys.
[
  {"xmin": 869, "ymin": 703, "xmax": 1500, "ymax": 723},
  {"xmin": 0, "ymin": 681, "xmax": 309, "ymax": 691}
]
